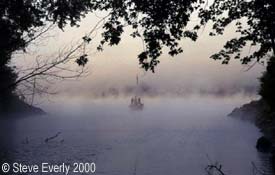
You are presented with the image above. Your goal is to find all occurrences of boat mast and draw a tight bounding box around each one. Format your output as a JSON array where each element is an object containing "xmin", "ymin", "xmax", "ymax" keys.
[{"xmin": 136, "ymin": 75, "xmax": 139, "ymax": 86}]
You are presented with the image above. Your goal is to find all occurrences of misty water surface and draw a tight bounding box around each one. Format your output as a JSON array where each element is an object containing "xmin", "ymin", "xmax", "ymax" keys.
[{"xmin": 1, "ymin": 95, "xmax": 271, "ymax": 175}]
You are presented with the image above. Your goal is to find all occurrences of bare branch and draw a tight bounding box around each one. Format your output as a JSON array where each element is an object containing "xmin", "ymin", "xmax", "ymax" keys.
[
  {"xmin": 10, "ymin": 14, "xmax": 110, "ymax": 95},
  {"xmin": 205, "ymin": 163, "xmax": 226, "ymax": 175}
]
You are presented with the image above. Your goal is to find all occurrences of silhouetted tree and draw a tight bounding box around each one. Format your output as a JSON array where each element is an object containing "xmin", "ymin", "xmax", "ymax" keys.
[
  {"xmin": 95, "ymin": 0, "xmax": 201, "ymax": 72},
  {"xmin": 260, "ymin": 57, "xmax": 275, "ymax": 115},
  {"xmin": 0, "ymin": 0, "xmax": 95, "ymax": 110},
  {"xmin": 0, "ymin": 65, "xmax": 17, "ymax": 112},
  {"xmin": 197, "ymin": 0, "xmax": 275, "ymax": 117},
  {"xmin": 198, "ymin": 0, "xmax": 275, "ymax": 64},
  {"xmin": 1, "ymin": 0, "xmax": 203, "ymax": 72},
  {"xmin": 0, "ymin": 0, "xmax": 93, "ymax": 66}
]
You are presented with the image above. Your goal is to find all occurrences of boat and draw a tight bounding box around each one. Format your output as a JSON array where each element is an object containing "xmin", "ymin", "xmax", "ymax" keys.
[{"xmin": 129, "ymin": 75, "xmax": 144, "ymax": 111}]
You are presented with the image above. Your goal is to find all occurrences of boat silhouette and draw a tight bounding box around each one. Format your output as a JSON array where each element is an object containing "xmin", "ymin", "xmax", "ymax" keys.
[
  {"xmin": 129, "ymin": 75, "xmax": 144, "ymax": 111},
  {"xmin": 129, "ymin": 96, "xmax": 144, "ymax": 110}
]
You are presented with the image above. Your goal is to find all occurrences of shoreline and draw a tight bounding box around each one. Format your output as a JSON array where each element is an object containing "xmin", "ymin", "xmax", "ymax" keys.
[
  {"xmin": 229, "ymin": 99, "xmax": 275, "ymax": 173},
  {"xmin": 0, "ymin": 96, "xmax": 46, "ymax": 118}
]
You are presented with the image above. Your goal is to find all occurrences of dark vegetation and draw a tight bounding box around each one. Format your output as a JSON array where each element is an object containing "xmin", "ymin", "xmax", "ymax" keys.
[
  {"xmin": 0, "ymin": 0, "xmax": 94, "ymax": 114},
  {"xmin": 256, "ymin": 136, "xmax": 272, "ymax": 153}
]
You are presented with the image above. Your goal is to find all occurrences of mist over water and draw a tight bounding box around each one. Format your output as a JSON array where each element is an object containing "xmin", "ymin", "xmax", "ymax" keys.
[{"xmin": 1, "ymin": 95, "xmax": 270, "ymax": 175}]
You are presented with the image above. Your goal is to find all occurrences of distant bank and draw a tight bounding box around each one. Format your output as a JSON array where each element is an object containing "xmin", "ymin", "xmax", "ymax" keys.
[{"xmin": 0, "ymin": 95, "xmax": 45, "ymax": 118}]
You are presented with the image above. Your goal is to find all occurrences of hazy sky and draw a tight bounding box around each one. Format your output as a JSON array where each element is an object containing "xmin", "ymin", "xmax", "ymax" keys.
[{"xmin": 14, "ymin": 12, "xmax": 265, "ymax": 99}]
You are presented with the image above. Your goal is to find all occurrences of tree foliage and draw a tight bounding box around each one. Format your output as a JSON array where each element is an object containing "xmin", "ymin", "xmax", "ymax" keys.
[
  {"xmin": 197, "ymin": 0, "xmax": 275, "ymax": 117},
  {"xmin": 0, "ymin": 0, "xmax": 93, "ymax": 66},
  {"xmin": 95, "ymin": 0, "xmax": 201, "ymax": 72},
  {"xmin": 0, "ymin": 0, "xmax": 204, "ymax": 72},
  {"xmin": 0, "ymin": 0, "xmax": 95, "ymax": 105},
  {"xmin": 2, "ymin": 0, "xmax": 275, "ymax": 73},
  {"xmin": 198, "ymin": 0, "xmax": 275, "ymax": 64}
]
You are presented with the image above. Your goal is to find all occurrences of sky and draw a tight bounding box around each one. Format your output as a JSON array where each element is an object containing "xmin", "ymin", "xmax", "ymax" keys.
[{"xmin": 13, "ymin": 12, "xmax": 265, "ymax": 100}]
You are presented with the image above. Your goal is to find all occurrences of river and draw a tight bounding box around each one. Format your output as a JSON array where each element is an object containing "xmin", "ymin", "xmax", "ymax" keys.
[{"xmin": 0, "ymin": 95, "xmax": 271, "ymax": 175}]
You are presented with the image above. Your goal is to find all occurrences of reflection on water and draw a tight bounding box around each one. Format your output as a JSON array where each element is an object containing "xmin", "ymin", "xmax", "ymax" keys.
[{"xmin": 0, "ymin": 96, "xmax": 272, "ymax": 175}]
